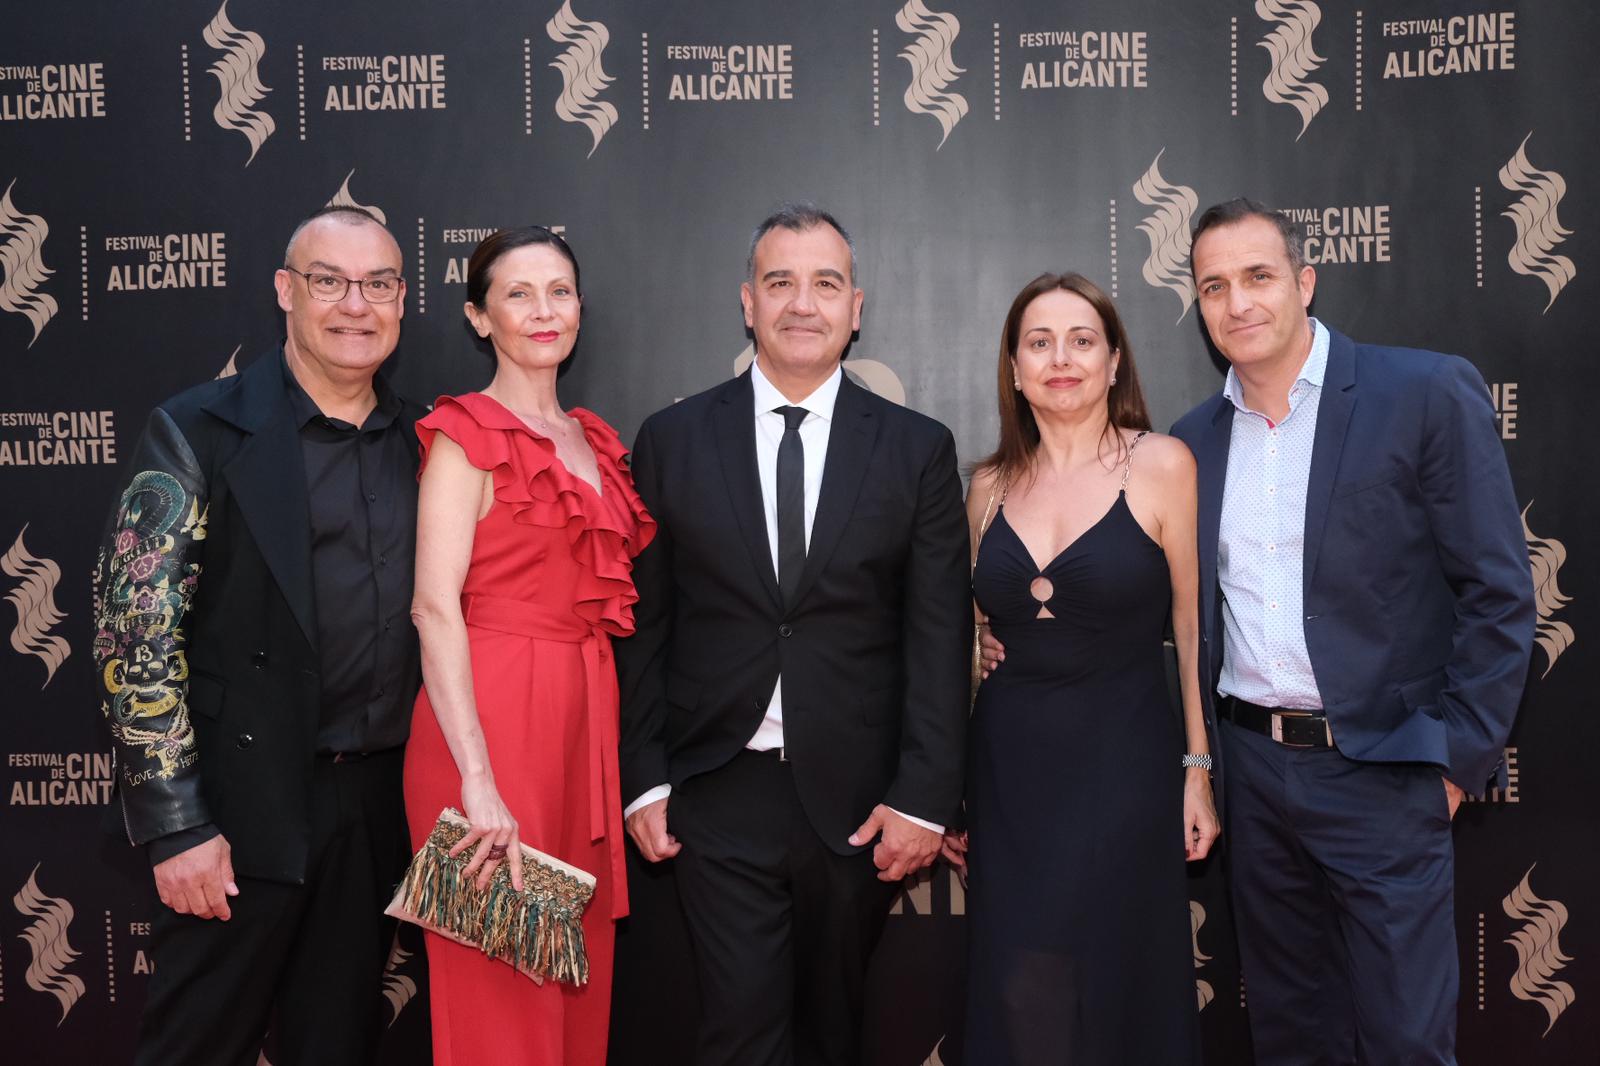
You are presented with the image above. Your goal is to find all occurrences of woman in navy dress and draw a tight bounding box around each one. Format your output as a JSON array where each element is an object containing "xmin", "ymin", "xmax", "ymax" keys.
[{"xmin": 948, "ymin": 273, "xmax": 1219, "ymax": 1065}]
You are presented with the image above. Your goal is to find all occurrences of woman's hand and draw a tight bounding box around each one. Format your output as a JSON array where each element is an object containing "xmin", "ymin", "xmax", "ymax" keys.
[
  {"xmin": 940, "ymin": 829, "xmax": 969, "ymax": 885},
  {"xmin": 450, "ymin": 771, "xmax": 523, "ymax": 892},
  {"xmin": 1183, "ymin": 767, "xmax": 1220, "ymax": 862}
]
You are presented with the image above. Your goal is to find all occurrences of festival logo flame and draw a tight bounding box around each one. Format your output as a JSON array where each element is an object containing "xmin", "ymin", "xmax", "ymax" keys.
[
  {"xmin": 920, "ymin": 1036, "xmax": 947, "ymax": 1066},
  {"xmin": 546, "ymin": 0, "xmax": 618, "ymax": 158},
  {"xmin": 203, "ymin": 0, "xmax": 275, "ymax": 166},
  {"xmin": 895, "ymin": 0, "xmax": 969, "ymax": 150},
  {"xmin": 1256, "ymin": 0, "xmax": 1328, "ymax": 141},
  {"xmin": 217, "ymin": 343, "xmax": 241, "ymax": 379},
  {"xmin": 381, "ymin": 930, "xmax": 418, "ymax": 1026},
  {"xmin": 1522, "ymin": 501, "xmax": 1573, "ymax": 679},
  {"xmin": 1503, "ymin": 863, "xmax": 1576, "ymax": 1036},
  {"xmin": 326, "ymin": 169, "xmax": 388, "ymax": 225},
  {"xmin": 0, "ymin": 178, "xmax": 58, "ymax": 348},
  {"xmin": 1191, "ymin": 900, "xmax": 1215, "ymax": 1010},
  {"xmin": 1499, "ymin": 133, "xmax": 1577, "ymax": 313},
  {"xmin": 3, "ymin": 524, "xmax": 71, "ymax": 688},
  {"xmin": 1133, "ymin": 150, "xmax": 1198, "ymax": 322},
  {"xmin": 13, "ymin": 863, "xmax": 86, "ymax": 1025}
]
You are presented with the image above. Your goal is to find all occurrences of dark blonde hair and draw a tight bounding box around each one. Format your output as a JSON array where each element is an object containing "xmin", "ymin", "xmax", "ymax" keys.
[{"xmin": 978, "ymin": 272, "xmax": 1151, "ymax": 490}]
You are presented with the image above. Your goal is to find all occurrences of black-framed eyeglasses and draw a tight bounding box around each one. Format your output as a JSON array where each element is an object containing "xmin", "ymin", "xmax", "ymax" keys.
[{"xmin": 284, "ymin": 267, "xmax": 404, "ymax": 303}]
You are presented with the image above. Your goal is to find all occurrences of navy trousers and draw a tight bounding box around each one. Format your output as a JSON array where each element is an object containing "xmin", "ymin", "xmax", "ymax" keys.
[{"xmin": 1221, "ymin": 720, "xmax": 1458, "ymax": 1066}]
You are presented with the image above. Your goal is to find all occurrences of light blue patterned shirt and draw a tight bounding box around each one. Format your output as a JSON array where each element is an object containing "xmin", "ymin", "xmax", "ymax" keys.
[{"xmin": 1216, "ymin": 319, "xmax": 1330, "ymax": 711}]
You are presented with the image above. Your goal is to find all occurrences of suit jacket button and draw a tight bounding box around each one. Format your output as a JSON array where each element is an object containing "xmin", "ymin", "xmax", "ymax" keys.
[
  {"xmin": 237, "ymin": 733, "xmax": 254, "ymax": 749},
  {"xmin": 778, "ymin": 623, "xmax": 794, "ymax": 638},
  {"xmin": 251, "ymin": 651, "xmax": 268, "ymax": 668}
]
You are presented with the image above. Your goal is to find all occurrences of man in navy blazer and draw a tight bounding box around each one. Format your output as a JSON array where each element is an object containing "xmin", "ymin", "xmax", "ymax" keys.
[{"xmin": 1169, "ymin": 199, "xmax": 1534, "ymax": 1065}]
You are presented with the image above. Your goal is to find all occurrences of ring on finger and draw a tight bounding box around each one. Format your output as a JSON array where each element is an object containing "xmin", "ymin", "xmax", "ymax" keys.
[{"xmin": 486, "ymin": 843, "xmax": 509, "ymax": 859}]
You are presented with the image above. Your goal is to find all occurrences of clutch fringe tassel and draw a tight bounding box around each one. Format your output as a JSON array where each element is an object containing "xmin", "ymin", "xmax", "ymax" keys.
[{"xmin": 396, "ymin": 813, "xmax": 595, "ymax": 986}]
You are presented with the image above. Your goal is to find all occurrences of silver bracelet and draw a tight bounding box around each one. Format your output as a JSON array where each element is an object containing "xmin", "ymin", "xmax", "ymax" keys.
[{"xmin": 1182, "ymin": 753, "xmax": 1213, "ymax": 771}]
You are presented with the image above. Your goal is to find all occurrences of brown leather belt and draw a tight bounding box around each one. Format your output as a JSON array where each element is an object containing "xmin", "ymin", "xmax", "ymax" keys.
[{"xmin": 1223, "ymin": 697, "xmax": 1334, "ymax": 749}]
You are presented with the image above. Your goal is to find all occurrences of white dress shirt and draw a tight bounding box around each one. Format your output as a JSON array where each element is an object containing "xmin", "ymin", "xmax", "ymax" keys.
[
  {"xmin": 1216, "ymin": 318, "xmax": 1329, "ymax": 711},
  {"xmin": 626, "ymin": 361, "xmax": 940, "ymax": 834}
]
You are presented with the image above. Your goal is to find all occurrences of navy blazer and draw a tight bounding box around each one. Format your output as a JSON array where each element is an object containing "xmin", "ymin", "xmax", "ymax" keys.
[{"xmin": 1171, "ymin": 326, "xmax": 1534, "ymax": 793}]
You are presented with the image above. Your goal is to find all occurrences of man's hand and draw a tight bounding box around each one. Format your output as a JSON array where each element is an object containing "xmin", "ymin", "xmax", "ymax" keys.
[
  {"xmin": 849, "ymin": 804, "xmax": 941, "ymax": 883},
  {"xmin": 1444, "ymin": 777, "xmax": 1465, "ymax": 820},
  {"xmin": 625, "ymin": 796, "xmax": 682, "ymax": 862},
  {"xmin": 153, "ymin": 834, "xmax": 238, "ymax": 920},
  {"xmin": 979, "ymin": 627, "xmax": 1006, "ymax": 678}
]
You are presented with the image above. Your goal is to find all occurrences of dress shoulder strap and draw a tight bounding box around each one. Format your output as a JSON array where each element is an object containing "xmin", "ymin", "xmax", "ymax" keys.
[{"xmin": 1119, "ymin": 430, "xmax": 1150, "ymax": 491}]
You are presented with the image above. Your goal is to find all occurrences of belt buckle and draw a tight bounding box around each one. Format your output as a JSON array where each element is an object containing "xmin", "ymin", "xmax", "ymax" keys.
[{"xmin": 1269, "ymin": 711, "xmax": 1331, "ymax": 749}]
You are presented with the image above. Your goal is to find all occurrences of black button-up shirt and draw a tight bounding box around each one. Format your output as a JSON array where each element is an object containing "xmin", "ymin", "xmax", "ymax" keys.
[{"xmin": 282, "ymin": 355, "xmax": 419, "ymax": 754}]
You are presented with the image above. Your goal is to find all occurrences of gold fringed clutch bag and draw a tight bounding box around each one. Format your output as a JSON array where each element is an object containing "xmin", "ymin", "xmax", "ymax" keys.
[{"xmin": 385, "ymin": 807, "xmax": 597, "ymax": 986}]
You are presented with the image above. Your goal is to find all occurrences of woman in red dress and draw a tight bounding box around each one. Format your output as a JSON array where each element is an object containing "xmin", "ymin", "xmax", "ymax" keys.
[{"xmin": 405, "ymin": 226, "xmax": 654, "ymax": 1065}]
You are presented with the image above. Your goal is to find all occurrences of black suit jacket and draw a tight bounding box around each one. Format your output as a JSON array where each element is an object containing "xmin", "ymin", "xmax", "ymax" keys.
[
  {"xmin": 92, "ymin": 348, "xmax": 425, "ymax": 883},
  {"xmin": 616, "ymin": 371, "xmax": 970, "ymax": 853}
]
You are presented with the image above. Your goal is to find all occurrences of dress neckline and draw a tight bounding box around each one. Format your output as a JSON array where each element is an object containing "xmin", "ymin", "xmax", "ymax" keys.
[
  {"xmin": 465, "ymin": 392, "xmax": 607, "ymax": 500},
  {"xmin": 998, "ymin": 493, "xmax": 1135, "ymax": 575}
]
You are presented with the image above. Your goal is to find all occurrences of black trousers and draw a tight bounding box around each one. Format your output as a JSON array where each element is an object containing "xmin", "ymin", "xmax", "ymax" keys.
[
  {"xmin": 1221, "ymin": 721, "xmax": 1458, "ymax": 1066},
  {"xmin": 670, "ymin": 751, "xmax": 900, "ymax": 1066},
  {"xmin": 135, "ymin": 750, "xmax": 410, "ymax": 1066}
]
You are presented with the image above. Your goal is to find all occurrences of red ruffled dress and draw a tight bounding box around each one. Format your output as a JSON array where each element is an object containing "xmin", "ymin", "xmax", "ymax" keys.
[{"xmin": 403, "ymin": 394, "xmax": 655, "ymax": 1066}]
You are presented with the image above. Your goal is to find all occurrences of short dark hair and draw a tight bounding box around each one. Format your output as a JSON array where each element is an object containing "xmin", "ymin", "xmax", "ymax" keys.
[
  {"xmin": 746, "ymin": 202, "xmax": 857, "ymax": 284},
  {"xmin": 462, "ymin": 226, "xmax": 581, "ymax": 352},
  {"xmin": 282, "ymin": 205, "xmax": 390, "ymax": 266},
  {"xmin": 1190, "ymin": 198, "xmax": 1305, "ymax": 275}
]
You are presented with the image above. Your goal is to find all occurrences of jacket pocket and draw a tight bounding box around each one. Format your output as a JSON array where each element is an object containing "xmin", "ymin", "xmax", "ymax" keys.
[
  {"xmin": 1396, "ymin": 668, "xmax": 1447, "ymax": 721},
  {"xmin": 666, "ymin": 671, "xmax": 702, "ymax": 711}
]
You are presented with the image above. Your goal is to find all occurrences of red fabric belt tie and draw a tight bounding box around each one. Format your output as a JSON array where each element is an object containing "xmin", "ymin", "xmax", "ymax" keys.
[{"xmin": 460, "ymin": 592, "xmax": 628, "ymax": 920}]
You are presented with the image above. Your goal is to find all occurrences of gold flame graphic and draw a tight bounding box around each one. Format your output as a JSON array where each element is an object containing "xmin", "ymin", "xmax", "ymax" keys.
[
  {"xmin": 1133, "ymin": 149, "xmax": 1199, "ymax": 321},
  {"xmin": 1500, "ymin": 133, "xmax": 1577, "ymax": 313},
  {"xmin": 13, "ymin": 863, "xmax": 86, "ymax": 1025},
  {"xmin": 1191, "ymin": 900, "xmax": 1215, "ymax": 1010},
  {"xmin": 1256, "ymin": 0, "xmax": 1328, "ymax": 141},
  {"xmin": 203, "ymin": 0, "xmax": 276, "ymax": 166},
  {"xmin": 1503, "ymin": 863, "xmax": 1576, "ymax": 1036},
  {"xmin": 547, "ymin": 0, "xmax": 618, "ymax": 158},
  {"xmin": 0, "ymin": 178, "xmax": 58, "ymax": 348},
  {"xmin": 2, "ymin": 523, "xmax": 71, "ymax": 687},
  {"xmin": 381, "ymin": 929, "xmax": 418, "ymax": 1026},
  {"xmin": 326, "ymin": 169, "xmax": 388, "ymax": 226},
  {"xmin": 896, "ymin": 0, "xmax": 969, "ymax": 150},
  {"xmin": 1522, "ymin": 501, "xmax": 1573, "ymax": 679}
]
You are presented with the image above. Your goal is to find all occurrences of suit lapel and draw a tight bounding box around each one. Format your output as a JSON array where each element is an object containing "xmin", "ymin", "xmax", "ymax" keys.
[
  {"xmin": 1303, "ymin": 330, "xmax": 1357, "ymax": 592},
  {"xmin": 1195, "ymin": 395, "xmax": 1234, "ymax": 633},
  {"xmin": 713, "ymin": 374, "xmax": 782, "ymax": 610},
  {"xmin": 791, "ymin": 378, "xmax": 877, "ymax": 609},
  {"xmin": 204, "ymin": 350, "xmax": 318, "ymax": 648}
]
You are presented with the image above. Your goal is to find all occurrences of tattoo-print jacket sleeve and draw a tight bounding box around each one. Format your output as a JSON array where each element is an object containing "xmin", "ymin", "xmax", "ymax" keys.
[{"xmin": 91, "ymin": 408, "xmax": 211, "ymax": 845}]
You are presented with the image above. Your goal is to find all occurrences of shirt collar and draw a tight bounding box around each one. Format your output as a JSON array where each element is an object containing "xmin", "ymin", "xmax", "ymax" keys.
[
  {"xmin": 280, "ymin": 346, "xmax": 402, "ymax": 431},
  {"xmin": 750, "ymin": 358, "xmax": 842, "ymax": 423},
  {"xmin": 1222, "ymin": 317, "xmax": 1329, "ymax": 412}
]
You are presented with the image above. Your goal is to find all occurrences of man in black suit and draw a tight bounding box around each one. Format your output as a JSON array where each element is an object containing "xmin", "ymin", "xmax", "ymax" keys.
[
  {"xmin": 617, "ymin": 203, "xmax": 970, "ymax": 1066},
  {"xmin": 92, "ymin": 206, "xmax": 426, "ymax": 1065}
]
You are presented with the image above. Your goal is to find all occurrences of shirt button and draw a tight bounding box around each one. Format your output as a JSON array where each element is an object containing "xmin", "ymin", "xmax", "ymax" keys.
[
  {"xmin": 376, "ymin": 687, "xmax": 386, "ymax": 698},
  {"xmin": 778, "ymin": 623, "xmax": 794, "ymax": 638},
  {"xmin": 1267, "ymin": 486, "xmax": 1276, "ymax": 495},
  {"xmin": 367, "ymin": 492, "xmax": 377, "ymax": 502},
  {"xmin": 1270, "ymin": 601, "xmax": 1279, "ymax": 610},
  {"xmin": 1267, "ymin": 544, "xmax": 1276, "ymax": 552},
  {"xmin": 237, "ymin": 733, "xmax": 255, "ymax": 749},
  {"xmin": 379, "ymin": 554, "xmax": 387, "ymax": 566}
]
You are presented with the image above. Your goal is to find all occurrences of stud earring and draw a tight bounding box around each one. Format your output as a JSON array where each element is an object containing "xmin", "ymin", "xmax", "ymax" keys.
[{"xmin": 1111, "ymin": 375, "xmax": 1118, "ymax": 386}]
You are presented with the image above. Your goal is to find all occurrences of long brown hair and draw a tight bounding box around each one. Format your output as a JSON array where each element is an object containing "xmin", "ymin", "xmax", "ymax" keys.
[{"xmin": 978, "ymin": 272, "xmax": 1151, "ymax": 491}]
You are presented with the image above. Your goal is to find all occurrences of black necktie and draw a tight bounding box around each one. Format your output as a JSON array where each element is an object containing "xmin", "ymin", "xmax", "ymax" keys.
[{"xmin": 775, "ymin": 405, "xmax": 808, "ymax": 606}]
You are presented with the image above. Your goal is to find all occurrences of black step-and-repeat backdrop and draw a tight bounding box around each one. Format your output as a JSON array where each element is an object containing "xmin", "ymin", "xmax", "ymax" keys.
[{"xmin": 2, "ymin": 2, "xmax": 1592, "ymax": 1062}]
